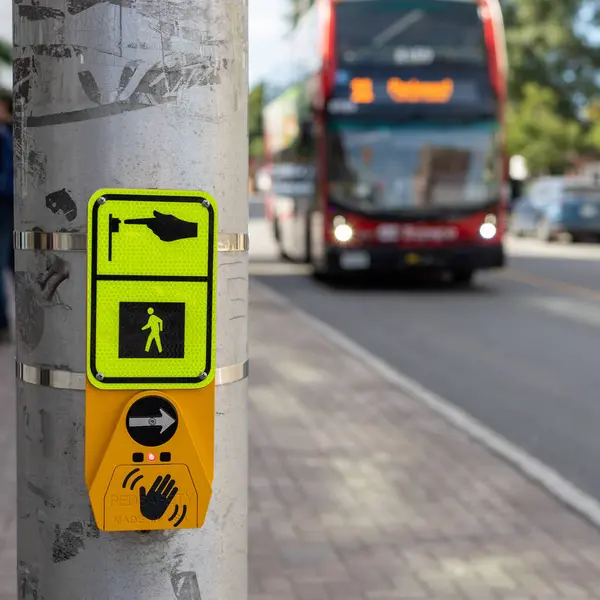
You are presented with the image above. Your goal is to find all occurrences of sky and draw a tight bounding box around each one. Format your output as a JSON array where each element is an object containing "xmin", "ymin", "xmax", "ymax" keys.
[
  {"xmin": 0, "ymin": 0, "xmax": 286, "ymax": 88},
  {"xmin": 249, "ymin": 0, "xmax": 287, "ymax": 86},
  {"xmin": 0, "ymin": 1, "xmax": 8, "ymax": 42}
]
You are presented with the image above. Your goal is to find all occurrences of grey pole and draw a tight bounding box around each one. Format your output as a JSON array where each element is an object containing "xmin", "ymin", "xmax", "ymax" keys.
[{"xmin": 14, "ymin": 0, "xmax": 248, "ymax": 598}]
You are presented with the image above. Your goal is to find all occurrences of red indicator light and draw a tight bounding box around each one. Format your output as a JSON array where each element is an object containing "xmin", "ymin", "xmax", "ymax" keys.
[{"xmin": 148, "ymin": 453, "xmax": 156, "ymax": 462}]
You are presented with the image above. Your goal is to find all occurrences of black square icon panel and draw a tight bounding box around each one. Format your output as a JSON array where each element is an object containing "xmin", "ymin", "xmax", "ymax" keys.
[{"xmin": 119, "ymin": 302, "xmax": 185, "ymax": 359}]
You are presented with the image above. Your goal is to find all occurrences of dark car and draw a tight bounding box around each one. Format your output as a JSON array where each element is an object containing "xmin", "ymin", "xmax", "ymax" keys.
[{"xmin": 510, "ymin": 177, "xmax": 600, "ymax": 242}]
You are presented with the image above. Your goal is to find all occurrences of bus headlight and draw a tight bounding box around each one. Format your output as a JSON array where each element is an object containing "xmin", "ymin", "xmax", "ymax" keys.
[
  {"xmin": 334, "ymin": 223, "xmax": 353, "ymax": 243},
  {"xmin": 479, "ymin": 222, "xmax": 497, "ymax": 240}
]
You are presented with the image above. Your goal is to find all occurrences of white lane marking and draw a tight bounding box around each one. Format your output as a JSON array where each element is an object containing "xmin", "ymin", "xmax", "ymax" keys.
[
  {"xmin": 253, "ymin": 280, "xmax": 600, "ymax": 529},
  {"xmin": 527, "ymin": 296, "xmax": 600, "ymax": 329}
]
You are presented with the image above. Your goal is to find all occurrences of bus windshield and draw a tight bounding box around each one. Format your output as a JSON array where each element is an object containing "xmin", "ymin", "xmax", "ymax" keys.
[
  {"xmin": 327, "ymin": 121, "xmax": 501, "ymax": 212},
  {"xmin": 335, "ymin": 0, "xmax": 487, "ymax": 67}
]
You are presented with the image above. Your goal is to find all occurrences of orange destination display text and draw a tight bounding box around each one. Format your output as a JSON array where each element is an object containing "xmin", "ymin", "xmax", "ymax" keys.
[{"xmin": 349, "ymin": 77, "xmax": 455, "ymax": 105}]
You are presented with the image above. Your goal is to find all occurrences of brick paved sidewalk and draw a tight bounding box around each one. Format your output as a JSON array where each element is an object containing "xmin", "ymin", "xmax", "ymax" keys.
[{"xmin": 249, "ymin": 281, "xmax": 600, "ymax": 600}]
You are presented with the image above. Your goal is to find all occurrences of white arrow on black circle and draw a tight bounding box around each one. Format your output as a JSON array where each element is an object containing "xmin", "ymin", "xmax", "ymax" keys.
[{"xmin": 128, "ymin": 409, "xmax": 176, "ymax": 434}]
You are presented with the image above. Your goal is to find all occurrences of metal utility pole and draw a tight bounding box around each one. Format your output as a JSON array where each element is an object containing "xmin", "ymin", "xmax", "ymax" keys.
[{"xmin": 14, "ymin": 0, "xmax": 248, "ymax": 597}]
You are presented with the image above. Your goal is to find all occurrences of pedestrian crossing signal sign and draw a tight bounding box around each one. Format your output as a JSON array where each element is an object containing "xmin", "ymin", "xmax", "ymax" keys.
[
  {"xmin": 85, "ymin": 189, "xmax": 217, "ymax": 532},
  {"xmin": 86, "ymin": 188, "xmax": 218, "ymax": 390}
]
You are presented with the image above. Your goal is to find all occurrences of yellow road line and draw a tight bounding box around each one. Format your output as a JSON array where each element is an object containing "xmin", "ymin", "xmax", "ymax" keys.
[{"xmin": 497, "ymin": 268, "xmax": 600, "ymax": 302}]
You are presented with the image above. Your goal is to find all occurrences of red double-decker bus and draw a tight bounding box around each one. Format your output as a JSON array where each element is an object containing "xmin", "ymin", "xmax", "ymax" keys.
[{"xmin": 262, "ymin": 0, "xmax": 508, "ymax": 283}]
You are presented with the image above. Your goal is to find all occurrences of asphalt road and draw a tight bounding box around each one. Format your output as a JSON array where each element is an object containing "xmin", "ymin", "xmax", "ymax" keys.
[{"xmin": 249, "ymin": 202, "xmax": 600, "ymax": 502}]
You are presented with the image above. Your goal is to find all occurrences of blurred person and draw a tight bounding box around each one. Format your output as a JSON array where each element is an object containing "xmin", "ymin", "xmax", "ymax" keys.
[
  {"xmin": 0, "ymin": 90, "xmax": 13, "ymax": 342},
  {"xmin": 0, "ymin": 93, "xmax": 13, "ymax": 275}
]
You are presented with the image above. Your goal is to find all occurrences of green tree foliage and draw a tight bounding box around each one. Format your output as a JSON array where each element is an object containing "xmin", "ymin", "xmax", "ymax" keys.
[
  {"xmin": 289, "ymin": 0, "xmax": 314, "ymax": 28},
  {"xmin": 507, "ymin": 83, "xmax": 584, "ymax": 175},
  {"xmin": 0, "ymin": 40, "xmax": 11, "ymax": 66},
  {"xmin": 249, "ymin": 83, "xmax": 265, "ymax": 160},
  {"xmin": 502, "ymin": 0, "xmax": 600, "ymax": 118},
  {"xmin": 502, "ymin": 0, "xmax": 600, "ymax": 173}
]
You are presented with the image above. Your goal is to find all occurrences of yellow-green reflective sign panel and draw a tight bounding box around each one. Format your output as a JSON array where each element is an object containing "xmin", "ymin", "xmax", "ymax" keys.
[{"xmin": 87, "ymin": 189, "xmax": 218, "ymax": 390}]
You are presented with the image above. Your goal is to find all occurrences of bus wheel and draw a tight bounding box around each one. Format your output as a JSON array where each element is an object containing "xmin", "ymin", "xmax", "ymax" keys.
[
  {"xmin": 273, "ymin": 218, "xmax": 291, "ymax": 262},
  {"xmin": 311, "ymin": 261, "xmax": 333, "ymax": 284},
  {"xmin": 313, "ymin": 271, "xmax": 344, "ymax": 286},
  {"xmin": 452, "ymin": 269, "xmax": 474, "ymax": 285},
  {"xmin": 272, "ymin": 217, "xmax": 281, "ymax": 242},
  {"xmin": 302, "ymin": 222, "xmax": 311, "ymax": 264}
]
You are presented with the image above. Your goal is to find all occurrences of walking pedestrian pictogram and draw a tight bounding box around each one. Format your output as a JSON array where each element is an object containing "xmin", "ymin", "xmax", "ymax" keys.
[
  {"xmin": 143, "ymin": 307, "xmax": 163, "ymax": 353},
  {"xmin": 119, "ymin": 302, "xmax": 185, "ymax": 360}
]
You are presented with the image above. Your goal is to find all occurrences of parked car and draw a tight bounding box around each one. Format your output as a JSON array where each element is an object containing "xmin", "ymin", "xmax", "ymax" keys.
[{"xmin": 510, "ymin": 177, "xmax": 600, "ymax": 242}]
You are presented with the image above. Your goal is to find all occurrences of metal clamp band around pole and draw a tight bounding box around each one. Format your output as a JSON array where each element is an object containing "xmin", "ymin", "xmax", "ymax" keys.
[
  {"xmin": 17, "ymin": 362, "xmax": 87, "ymax": 390},
  {"xmin": 16, "ymin": 360, "xmax": 250, "ymax": 391},
  {"xmin": 14, "ymin": 231, "xmax": 249, "ymax": 252},
  {"xmin": 14, "ymin": 231, "xmax": 87, "ymax": 252},
  {"xmin": 218, "ymin": 233, "xmax": 249, "ymax": 252},
  {"xmin": 214, "ymin": 359, "xmax": 249, "ymax": 386}
]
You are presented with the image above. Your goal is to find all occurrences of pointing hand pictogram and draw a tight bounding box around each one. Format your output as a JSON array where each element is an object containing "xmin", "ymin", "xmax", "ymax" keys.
[
  {"xmin": 139, "ymin": 474, "xmax": 178, "ymax": 520},
  {"xmin": 125, "ymin": 211, "xmax": 198, "ymax": 242}
]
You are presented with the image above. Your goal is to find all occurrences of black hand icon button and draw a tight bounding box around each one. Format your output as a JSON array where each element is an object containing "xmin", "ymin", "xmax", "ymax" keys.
[
  {"xmin": 139, "ymin": 474, "xmax": 178, "ymax": 520},
  {"xmin": 125, "ymin": 211, "xmax": 198, "ymax": 242}
]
